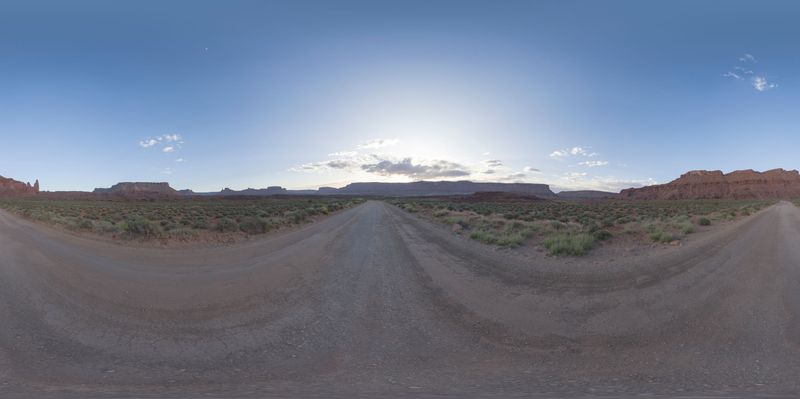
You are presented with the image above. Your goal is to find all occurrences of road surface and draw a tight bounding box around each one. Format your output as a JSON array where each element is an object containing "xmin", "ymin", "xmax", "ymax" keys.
[{"xmin": 1, "ymin": 200, "xmax": 800, "ymax": 397}]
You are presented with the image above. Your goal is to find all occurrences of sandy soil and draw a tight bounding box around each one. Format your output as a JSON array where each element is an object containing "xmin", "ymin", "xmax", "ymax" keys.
[{"xmin": 1, "ymin": 200, "xmax": 799, "ymax": 398}]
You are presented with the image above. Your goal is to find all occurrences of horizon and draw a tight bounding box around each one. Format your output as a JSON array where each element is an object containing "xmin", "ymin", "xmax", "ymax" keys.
[
  {"xmin": 12, "ymin": 165, "xmax": 800, "ymax": 195},
  {"xmin": 3, "ymin": 1, "xmax": 800, "ymax": 192}
]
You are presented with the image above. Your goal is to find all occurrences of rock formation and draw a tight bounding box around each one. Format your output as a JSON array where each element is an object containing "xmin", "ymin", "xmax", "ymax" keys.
[
  {"xmin": 620, "ymin": 169, "xmax": 800, "ymax": 200},
  {"xmin": 93, "ymin": 182, "xmax": 178, "ymax": 197},
  {"xmin": 0, "ymin": 175, "xmax": 40, "ymax": 196}
]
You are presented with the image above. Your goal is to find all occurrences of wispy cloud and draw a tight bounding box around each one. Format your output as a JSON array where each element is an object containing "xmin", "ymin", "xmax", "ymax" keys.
[
  {"xmin": 523, "ymin": 166, "xmax": 541, "ymax": 173},
  {"xmin": 483, "ymin": 159, "xmax": 503, "ymax": 168},
  {"xmin": 725, "ymin": 54, "xmax": 777, "ymax": 92},
  {"xmin": 578, "ymin": 160, "xmax": 609, "ymax": 167},
  {"xmin": 739, "ymin": 53, "xmax": 757, "ymax": 63},
  {"xmin": 550, "ymin": 146, "xmax": 598, "ymax": 160},
  {"xmin": 357, "ymin": 138, "xmax": 399, "ymax": 149},
  {"xmin": 162, "ymin": 146, "xmax": 175, "ymax": 153},
  {"xmin": 550, "ymin": 173, "xmax": 658, "ymax": 193},
  {"xmin": 139, "ymin": 138, "xmax": 158, "ymax": 148},
  {"xmin": 752, "ymin": 76, "xmax": 778, "ymax": 92}
]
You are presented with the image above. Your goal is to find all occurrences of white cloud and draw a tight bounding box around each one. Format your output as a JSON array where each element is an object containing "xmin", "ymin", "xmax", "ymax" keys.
[
  {"xmin": 162, "ymin": 168, "xmax": 173, "ymax": 175},
  {"xmin": 139, "ymin": 134, "xmax": 184, "ymax": 150},
  {"xmin": 175, "ymin": 158, "xmax": 185, "ymax": 163},
  {"xmin": 551, "ymin": 146, "xmax": 598, "ymax": 160},
  {"xmin": 569, "ymin": 146, "xmax": 588, "ymax": 156},
  {"xmin": 739, "ymin": 53, "xmax": 757, "ymax": 63},
  {"xmin": 328, "ymin": 151, "xmax": 358, "ymax": 157},
  {"xmin": 357, "ymin": 138, "xmax": 399, "ymax": 149},
  {"xmin": 723, "ymin": 71, "xmax": 742, "ymax": 80},
  {"xmin": 578, "ymin": 160, "xmax": 609, "ymax": 167},
  {"xmin": 139, "ymin": 138, "xmax": 158, "ymax": 148},
  {"xmin": 752, "ymin": 76, "xmax": 778, "ymax": 92},
  {"xmin": 726, "ymin": 54, "xmax": 777, "ymax": 92},
  {"xmin": 162, "ymin": 146, "xmax": 175, "ymax": 153},
  {"xmin": 523, "ymin": 166, "xmax": 541, "ymax": 173},
  {"xmin": 550, "ymin": 173, "xmax": 658, "ymax": 193}
]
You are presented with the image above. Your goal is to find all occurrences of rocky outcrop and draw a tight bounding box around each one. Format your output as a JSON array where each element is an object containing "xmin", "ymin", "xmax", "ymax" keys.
[
  {"xmin": 93, "ymin": 182, "xmax": 178, "ymax": 197},
  {"xmin": 0, "ymin": 176, "xmax": 39, "ymax": 196},
  {"xmin": 620, "ymin": 169, "xmax": 800, "ymax": 200}
]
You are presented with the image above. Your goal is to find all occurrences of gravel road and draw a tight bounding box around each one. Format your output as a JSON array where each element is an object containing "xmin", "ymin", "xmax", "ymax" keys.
[{"xmin": 1, "ymin": 200, "xmax": 799, "ymax": 398}]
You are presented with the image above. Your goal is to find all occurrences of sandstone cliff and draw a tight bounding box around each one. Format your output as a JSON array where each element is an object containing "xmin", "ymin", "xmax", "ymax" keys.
[
  {"xmin": 620, "ymin": 169, "xmax": 800, "ymax": 200},
  {"xmin": 93, "ymin": 182, "xmax": 178, "ymax": 197},
  {"xmin": 0, "ymin": 175, "xmax": 39, "ymax": 196}
]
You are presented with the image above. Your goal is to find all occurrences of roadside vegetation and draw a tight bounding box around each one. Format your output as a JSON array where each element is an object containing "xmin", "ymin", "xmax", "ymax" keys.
[
  {"xmin": 0, "ymin": 197, "xmax": 363, "ymax": 243},
  {"xmin": 392, "ymin": 198, "xmax": 774, "ymax": 256}
]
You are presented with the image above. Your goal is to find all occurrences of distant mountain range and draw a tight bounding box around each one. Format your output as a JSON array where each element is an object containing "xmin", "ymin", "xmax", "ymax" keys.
[
  {"xmin": 181, "ymin": 181, "xmax": 562, "ymax": 199},
  {"xmin": 0, "ymin": 177, "xmax": 620, "ymax": 200}
]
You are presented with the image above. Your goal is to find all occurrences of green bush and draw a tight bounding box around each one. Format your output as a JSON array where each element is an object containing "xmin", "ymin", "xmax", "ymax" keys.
[
  {"xmin": 123, "ymin": 217, "xmax": 163, "ymax": 239},
  {"xmin": 93, "ymin": 220, "xmax": 119, "ymax": 234},
  {"xmin": 649, "ymin": 230, "xmax": 675, "ymax": 243},
  {"xmin": 214, "ymin": 217, "xmax": 239, "ymax": 232},
  {"xmin": 169, "ymin": 227, "xmax": 199, "ymax": 239},
  {"xmin": 239, "ymin": 216, "xmax": 270, "ymax": 234},
  {"xmin": 593, "ymin": 229, "xmax": 612, "ymax": 241},
  {"xmin": 543, "ymin": 233, "xmax": 596, "ymax": 256},
  {"xmin": 698, "ymin": 217, "xmax": 711, "ymax": 226}
]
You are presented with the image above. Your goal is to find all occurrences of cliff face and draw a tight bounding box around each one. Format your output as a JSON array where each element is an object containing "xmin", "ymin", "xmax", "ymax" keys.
[
  {"xmin": 620, "ymin": 169, "xmax": 800, "ymax": 200},
  {"xmin": 93, "ymin": 182, "xmax": 178, "ymax": 197},
  {"xmin": 0, "ymin": 176, "xmax": 39, "ymax": 196}
]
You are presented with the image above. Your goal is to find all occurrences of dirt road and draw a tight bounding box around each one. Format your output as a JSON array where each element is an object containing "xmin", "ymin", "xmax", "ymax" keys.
[{"xmin": 1, "ymin": 200, "xmax": 800, "ymax": 397}]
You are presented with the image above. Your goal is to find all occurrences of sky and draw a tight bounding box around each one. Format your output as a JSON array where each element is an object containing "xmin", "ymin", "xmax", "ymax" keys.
[{"xmin": 2, "ymin": 0, "xmax": 800, "ymax": 193}]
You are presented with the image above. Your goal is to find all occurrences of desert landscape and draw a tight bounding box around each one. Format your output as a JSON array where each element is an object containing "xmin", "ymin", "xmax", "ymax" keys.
[
  {"xmin": 2, "ymin": 170, "xmax": 800, "ymax": 397},
  {"xmin": 3, "ymin": 1, "xmax": 799, "ymax": 397}
]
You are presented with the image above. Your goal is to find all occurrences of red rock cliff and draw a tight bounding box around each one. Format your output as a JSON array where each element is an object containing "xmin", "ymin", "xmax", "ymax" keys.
[
  {"xmin": 0, "ymin": 176, "xmax": 40, "ymax": 196},
  {"xmin": 620, "ymin": 169, "xmax": 800, "ymax": 200}
]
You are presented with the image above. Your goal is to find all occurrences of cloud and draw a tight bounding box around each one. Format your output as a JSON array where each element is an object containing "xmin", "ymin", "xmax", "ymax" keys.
[
  {"xmin": 361, "ymin": 158, "xmax": 470, "ymax": 179},
  {"xmin": 161, "ymin": 168, "xmax": 173, "ymax": 175},
  {"xmin": 357, "ymin": 138, "xmax": 399, "ymax": 149},
  {"xmin": 723, "ymin": 71, "xmax": 742, "ymax": 80},
  {"xmin": 175, "ymin": 158, "xmax": 185, "ymax": 163},
  {"xmin": 483, "ymin": 159, "xmax": 503, "ymax": 168},
  {"xmin": 739, "ymin": 53, "xmax": 757, "ymax": 63},
  {"xmin": 752, "ymin": 76, "xmax": 777, "ymax": 92},
  {"xmin": 551, "ymin": 146, "xmax": 598, "ymax": 159},
  {"xmin": 139, "ymin": 138, "xmax": 158, "ymax": 148},
  {"xmin": 725, "ymin": 54, "xmax": 777, "ymax": 91},
  {"xmin": 578, "ymin": 160, "xmax": 609, "ymax": 167},
  {"xmin": 523, "ymin": 166, "xmax": 541, "ymax": 173},
  {"xmin": 139, "ymin": 134, "xmax": 184, "ymax": 151},
  {"xmin": 569, "ymin": 146, "xmax": 588, "ymax": 156},
  {"xmin": 550, "ymin": 173, "xmax": 658, "ymax": 193},
  {"xmin": 549, "ymin": 150, "xmax": 569, "ymax": 159},
  {"xmin": 328, "ymin": 151, "xmax": 358, "ymax": 157}
]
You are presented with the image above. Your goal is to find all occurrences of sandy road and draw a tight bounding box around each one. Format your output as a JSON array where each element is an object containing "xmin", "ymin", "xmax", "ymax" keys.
[{"xmin": 1, "ymin": 200, "xmax": 800, "ymax": 397}]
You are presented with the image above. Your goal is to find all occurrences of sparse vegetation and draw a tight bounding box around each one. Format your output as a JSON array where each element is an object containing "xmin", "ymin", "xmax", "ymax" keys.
[
  {"xmin": 0, "ymin": 197, "xmax": 363, "ymax": 243},
  {"xmin": 390, "ymin": 198, "xmax": 774, "ymax": 256}
]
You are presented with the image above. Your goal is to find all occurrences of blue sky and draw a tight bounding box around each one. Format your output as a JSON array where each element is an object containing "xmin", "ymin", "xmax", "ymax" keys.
[{"xmin": 2, "ymin": 0, "xmax": 800, "ymax": 192}]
